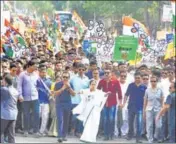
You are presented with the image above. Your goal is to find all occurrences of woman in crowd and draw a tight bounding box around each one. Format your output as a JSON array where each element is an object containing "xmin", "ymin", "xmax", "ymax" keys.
[
  {"xmin": 143, "ymin": 76, "xmax": 164, "ymax": 143},
  {"xmin": 72, "ymin": 80, "xmax": 110, "ymax": 143}
]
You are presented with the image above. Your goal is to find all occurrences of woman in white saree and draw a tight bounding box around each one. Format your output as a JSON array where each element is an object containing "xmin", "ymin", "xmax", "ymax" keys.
[{"xmin": 72, "ymin": 80, "xmax": 110, "ymax": 143}]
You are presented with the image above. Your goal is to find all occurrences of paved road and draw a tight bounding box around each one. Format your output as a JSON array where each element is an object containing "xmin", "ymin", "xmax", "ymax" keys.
[{"xmin": 15, "ymin": 134, "xmax": 147, "ymax": 143}]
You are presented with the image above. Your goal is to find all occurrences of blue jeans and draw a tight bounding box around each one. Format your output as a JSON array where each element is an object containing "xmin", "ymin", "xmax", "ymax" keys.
[
  {"xmin": 161, "ymin": 111, "xmax": 169, "ymax": 139},
  {"xmin": 128, "ymin": 109, "xmax": 143, "ymax": 140},
  {"xmin": 71, "ymin": 104, "xmax": 83, "ymax": 134},
  {"xmin": 103, "ymin": 105, "xmax": 116, "ymax": 138},
  {"xmin": 56, "ymin": 104, "xmax": 71, "ymax": 138},
  {"xmin": 99, "ymin": 111, "xmax": 104, "ymax": 134},
  {"xmin": 22, "ymin": 100, "xmax": 40, "ymax": 133},
  {"xmin": 168, "ymin": 114, "xmax": 176, "ymax": 143}
]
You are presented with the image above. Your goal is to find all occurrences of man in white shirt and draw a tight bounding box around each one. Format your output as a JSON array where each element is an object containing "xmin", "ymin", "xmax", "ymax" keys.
[{"xmin": 115, "ymin": 71, "xmax": 130, "ymax": 137}]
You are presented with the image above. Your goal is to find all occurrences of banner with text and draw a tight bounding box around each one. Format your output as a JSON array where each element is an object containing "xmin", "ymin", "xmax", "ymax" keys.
[{"xmin": 113, "ymin": 35, "xmax": 138, "ymax": 61}]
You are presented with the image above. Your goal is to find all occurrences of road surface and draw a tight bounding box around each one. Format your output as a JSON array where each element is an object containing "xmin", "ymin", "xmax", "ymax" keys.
[{"xmin": 15, "ymin": 134, "xmax": 147, "ymax": 143}]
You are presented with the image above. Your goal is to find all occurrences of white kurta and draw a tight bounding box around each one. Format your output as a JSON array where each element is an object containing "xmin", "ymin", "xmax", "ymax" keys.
[{"xmin": 72, "ymin": 89, "xmax": 107, "ymax": 143}]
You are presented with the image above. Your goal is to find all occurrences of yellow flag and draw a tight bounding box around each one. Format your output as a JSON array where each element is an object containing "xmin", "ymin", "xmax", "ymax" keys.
[
  {"xmin": 128, "ymin": 59, "xmax": 141, "ymax": 65},
  {"xmin": 164, "ymin": 42, "xmax": 175, "ymax": 60},
  {"xmin": 128, "ymin": 53, "xmax": 142, "ymax": 65}
]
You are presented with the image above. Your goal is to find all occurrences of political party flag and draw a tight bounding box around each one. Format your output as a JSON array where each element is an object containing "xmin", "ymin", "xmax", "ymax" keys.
[
  {"xmin": 128, "ymin": 52, "xmax": 142, "ymax": 65},
  {"xmin": 5, "ymin": 47, "xmax": 13, "ymax": 58},
  {"xmin": 72, "ymin": 11, "xmax": 86, "ymax": 31},
  {"xmin": 164, "ymin": 42, "xmax": 175, "ymax": 59},
  {"xmin": 17, "ymin": 36, "xmax": 26, "ymax": 47},
  {"xmin": 113, "ymin": 35, "xmax": 138, "ymax": 61},
  {"xmin": 0, "ymin": 39, "xmax": 5, "ymax": 54},
  {"xmin": 4, "ymin": 19, "xmax": 22, "ymax": 37},
  {"xmin": 122, "ymin": 16, "xmax": 150, "ymax": 49},
  {"xmin": 166, "ymin": 33, "xmax": 174, "ymax": 43},
  {"xmin": 173, "ymin": 15, "xmax": 176, "ymax": 28}
]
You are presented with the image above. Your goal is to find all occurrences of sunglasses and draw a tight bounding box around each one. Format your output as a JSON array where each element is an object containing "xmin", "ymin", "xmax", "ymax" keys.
[
  {"xmin": 63, "ymin": 76, "xmax": 69, "ymax": 79},
  {"xmin": 150, "ymin": 81, "xmax": 156, "ymax": 83},
  {"xmin": 105, "ymin": 72, "xmax": 110, "ymax": 74},
  {"xmin": 120, "ymin": 75, "xmax": 127, "ymax": 78},
  {"xmin": 79, "ymin": 69, "xmax": 85, "ymax": 71},
  {"xmin": 2, "ymin": 66, "xmax": 7, "ymax": 68}
]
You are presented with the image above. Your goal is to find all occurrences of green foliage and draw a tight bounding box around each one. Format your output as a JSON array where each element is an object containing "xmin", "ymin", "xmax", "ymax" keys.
[
  {"xmin": 51, "ymin": 1, "xmax": 67, "ymax": 11},
  {"xmin": 66, "ymin": 1, "xmax": 166, "ymax": 38},
  {"xmin": 16, "ymin": 1, "xmax": 55, "ymax": 17},
  {"xmin": 15, "ymin": 1, "xmax": 169, "ymax": 38}
]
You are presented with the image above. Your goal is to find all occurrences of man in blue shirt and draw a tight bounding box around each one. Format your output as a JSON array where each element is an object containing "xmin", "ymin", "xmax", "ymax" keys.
[
  {"xmin": 156, "ymin": 82, "xmax": 176, "ymax": 143},
  {"xmin": 122, "ymin": 72, "xmax": 147, "ymax": 143},
  {"xmin": 37, "ymin": 67, "xmax": 52, "ymax": 135},
  {"xmin": 70, "ymin": 63, "xmax": 90, "ymax": 137},
  {"xmin": 85, "ymin": 61, "xmax": 104, "ymax": 79},
  {"xmin": 17, "ymin": 60, "xmax": 40, "ymax": 137},
  {"xmin": 54, "ymin": 72, "xmax": 75, "ymax": 143}
]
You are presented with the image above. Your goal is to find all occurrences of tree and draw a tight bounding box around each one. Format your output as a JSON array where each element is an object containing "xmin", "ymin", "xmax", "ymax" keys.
[
  {"xmin": 16, "ymin": 1, "xmax": 55, "ymax": 18},
  {"xmin": 78, "ymin": 1, "xmax": 168, "ymax": 39},
  {"xmin": 51, "ymin": 1, "xmax": 67, "ymax": 11}
]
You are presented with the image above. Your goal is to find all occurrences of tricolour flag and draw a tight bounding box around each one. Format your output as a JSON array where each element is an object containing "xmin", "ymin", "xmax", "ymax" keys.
[
  {"xmin": 4, "ymin": 19, "xmax": 22, "ymax": 37},
  {"xmin": 122, "ymin": 16, "xmax": 150, "ymax": 49},
  {"xmin": 122, "ymin": 16, "xmax": 149, "ymax": 37}
]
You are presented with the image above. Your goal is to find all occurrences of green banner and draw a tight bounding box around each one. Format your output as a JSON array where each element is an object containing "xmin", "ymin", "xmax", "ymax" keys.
[
  {"xmin": 173, "ymin": 15, "xmax": 176, "ymax": 28},
  {"xmin": 113, "ymin": 35, "xmax": 138, "ymax": 61},
  {"xmin": 174, "ymin": 34, "xmax": 175, "ymax": 48}
]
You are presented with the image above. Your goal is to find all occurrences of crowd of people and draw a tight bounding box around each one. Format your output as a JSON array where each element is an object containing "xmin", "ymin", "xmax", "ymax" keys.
[{"xmin": 0, "ymin": 17, "xmax": 176, "ymax": 144}]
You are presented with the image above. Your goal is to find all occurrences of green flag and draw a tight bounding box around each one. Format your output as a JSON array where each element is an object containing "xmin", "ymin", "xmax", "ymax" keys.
[
  {"xmin": 174, "ymin": 34, "xmax": 175, "ymax": 47},
  {"xmin": 113, "ymin": 35, "xmax": 138, "ymax": 61},
  {"xmin": 17, "ymin": 36, "xmax": 26, "ymax": 46},
  {"xmin": 6, "ymin": 47, "xmax": 14, "ymax": 58},
  {"xmin": 172, "ymin": 15, "xmax": 176, "ymax": 28}
]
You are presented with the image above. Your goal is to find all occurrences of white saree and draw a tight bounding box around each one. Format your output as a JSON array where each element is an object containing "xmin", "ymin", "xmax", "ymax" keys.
[{"xmin": 72, "ymin": 89, "xmax": 108, "ymax": 143}]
